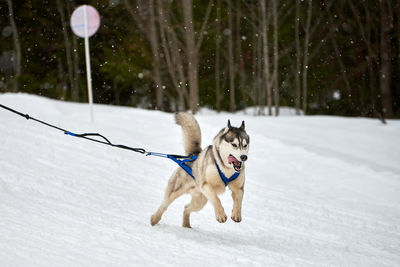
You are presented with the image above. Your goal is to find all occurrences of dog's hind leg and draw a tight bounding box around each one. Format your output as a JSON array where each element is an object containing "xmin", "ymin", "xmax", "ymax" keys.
[
  {"xmin": 151, "ymin": 170, "xmax": 192, "ymax": 226},
  {"xmin": 182, "ymin": 192, "xmax": 207, "ymax": 228}
]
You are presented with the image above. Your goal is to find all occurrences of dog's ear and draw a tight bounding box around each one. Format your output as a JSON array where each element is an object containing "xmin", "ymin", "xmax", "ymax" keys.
[
  {"xmin": 223, "ymin": 120, "xmax": 231, "ymax": 134},
  {"xmin": 240, "ymin": 120, "xmax": 245, "ymax": 130}
]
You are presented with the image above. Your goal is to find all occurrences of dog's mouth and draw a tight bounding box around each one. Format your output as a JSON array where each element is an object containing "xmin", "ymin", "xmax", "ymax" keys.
[{"xmin": 228, "ymin": 155, "xmax": 242, "ymax": 172}]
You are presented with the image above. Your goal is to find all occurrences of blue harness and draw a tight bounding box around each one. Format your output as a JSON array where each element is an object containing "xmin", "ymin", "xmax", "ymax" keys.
[
  {"xmin": 146, "ymin": 152, "xmax": 197, "ymax": 178},
  {"xmin": 147, "ymin": 152, "xmax": 240, "ymax": 186},
  {"xmin": 168, "ymin": 154, "xmax": 197, "ymax": 178},
  {"xmin": 214, "ymin": 159, "xmax": 240, "ymax": 186}
]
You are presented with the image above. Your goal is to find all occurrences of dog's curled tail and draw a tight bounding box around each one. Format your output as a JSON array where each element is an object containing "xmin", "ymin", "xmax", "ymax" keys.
[{"xmin": 175, "ymin": 112, "xmax": 202, "ymax": 155}]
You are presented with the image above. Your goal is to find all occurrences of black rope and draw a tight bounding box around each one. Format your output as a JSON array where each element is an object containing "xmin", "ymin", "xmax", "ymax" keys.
[{"xmin": 0, "ymin": 103, "xmax": 146, "ymax": 154}]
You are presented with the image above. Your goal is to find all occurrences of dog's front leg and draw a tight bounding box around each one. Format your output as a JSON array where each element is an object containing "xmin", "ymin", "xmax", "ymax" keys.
[
  {"xmin": 229, "ymin": 184, "xmax": 244, "ymax": 222},
  {"xmin": 200, "ymin": 182, "xmax": 227, "ymax": 223}
]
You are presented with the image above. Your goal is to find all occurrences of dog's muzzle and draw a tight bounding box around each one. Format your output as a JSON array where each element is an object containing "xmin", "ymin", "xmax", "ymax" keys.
[{"xmin": 228, "ymin": 155, "xmax": 244, "ymax": 172}]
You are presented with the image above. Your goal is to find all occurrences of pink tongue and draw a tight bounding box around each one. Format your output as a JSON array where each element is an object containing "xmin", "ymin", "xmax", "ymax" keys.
[{"xmin": 228, "ymin": 155, "xmax": 240, "ymax": 165}]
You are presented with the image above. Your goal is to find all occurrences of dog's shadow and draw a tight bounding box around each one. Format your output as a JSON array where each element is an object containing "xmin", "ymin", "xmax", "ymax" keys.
[{"xmin": 155, "ymin": 223, "xmax": 260, "ymax": 250}]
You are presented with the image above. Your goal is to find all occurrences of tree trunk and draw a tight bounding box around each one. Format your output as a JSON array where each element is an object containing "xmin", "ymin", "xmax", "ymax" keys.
[
  {"xmin": 295, "ymin": 0, "xmax": 301, "ymax": 115},
  {"xmin": 236, "ymin": 0, "xmax": 246, "ymax": 110},
  {"xmin": 215, "ymin": 0, "xmax": 222, "ymax": 111},
  {"xmin": 158, "ymin": 11, "xmax": 180, "ymax": 108},
  {"xmin": 125, "ymin": 0, "xmax": 163, "ymax": 110},
  {"xmin": 326, "ymin": 8, "xmax": 352, "ymax": 98},
  {"xmin": 157, "ymin": 0, "xmax": 189, "ymax": 110},
  {"xmin": 57, "ymin": 57, "xmax": 67, "ymax": 100},
  {"xmin": 250, "ymin": 29, "xmax": 258, "ymax": 113},
  {"xmin": 272, "ymin": 0, "xmax": 279, "ymax": 116},
  {"xmin": 258, "ymin": 33, "xmax": 264, "ymax": 115},
  {"xmin": 260, "ymin": 0, "xmax": 272, "ymax": 115},
  {"xmin": 7, "ymin": 0, "xmax": 21, "ymax": 92},
  {"xmin": 148, "ymin": 0, "xmax": 163, "ymax": 110},
  {"xmin": 348, "ymin": 0, "xmax": 378, "ymax": 116},
  {"xmin": 379, "ymin": 0, "xmax": 393, "ymax": 117},
  {"xmin": 66, "ymin": 0, "xmax": 80, "ymax": 101},
  {"xmin": 227, "ymin": 0, "xmax": 236, "ymax": 112},
  {"xmin": 72, "ymin": 36, "xmax": 80, "ymax": 101},
  {"xmin": 249, "ymin": 5, "xmax": 261, "ymax": 114},
  {"xmin": 56, "ymin": 0, "xmax": 76, "ymax": 101},
  {"xmin": 302, "ymin": 0, "xmax": 312, "ymax": 114},
  {"xmin": 182, "ymin": 0, "xmax": 199, "ymax": 113},
  {"xmin": 113, "ymin": 78, "xmax": 120, "ymax": 105}
]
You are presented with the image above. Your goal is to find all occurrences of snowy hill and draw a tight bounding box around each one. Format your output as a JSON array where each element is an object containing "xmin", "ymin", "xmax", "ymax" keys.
[{"xmin": 1, "ymin": 93, "xmax": 399, "ymax": 266}]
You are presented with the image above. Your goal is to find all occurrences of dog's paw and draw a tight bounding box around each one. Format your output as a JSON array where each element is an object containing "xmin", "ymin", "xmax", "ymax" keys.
[
  {"xmin": 182, "ymin": 222, "xmax": 192, "ymax": 228},
  {"xmin": 231, "ymin": 212, "xmax": 242, "ymax": 223},
  {"xmin": 215, "ymin": 210, "xmax": 227, "ymax": 223},
  {"xmin": 150, "ymin": 213, "xmax": 161, "ymax": 226}
]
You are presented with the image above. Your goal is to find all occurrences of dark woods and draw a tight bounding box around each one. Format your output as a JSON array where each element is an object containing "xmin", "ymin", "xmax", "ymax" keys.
[{"xmin": 1, "ymin": 0, "xmax": 399, "ymax": 118}]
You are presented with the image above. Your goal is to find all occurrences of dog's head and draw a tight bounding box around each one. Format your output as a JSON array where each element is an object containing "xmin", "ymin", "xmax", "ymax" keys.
[{"xmin": 215, "ymin": 120, "xmax": 250, "ymax": 172}]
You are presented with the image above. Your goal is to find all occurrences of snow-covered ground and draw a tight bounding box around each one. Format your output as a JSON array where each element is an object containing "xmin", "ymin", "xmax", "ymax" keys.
[{"xmin": 1, "ymin": 93, "xmax": 399, "ymax": 266}]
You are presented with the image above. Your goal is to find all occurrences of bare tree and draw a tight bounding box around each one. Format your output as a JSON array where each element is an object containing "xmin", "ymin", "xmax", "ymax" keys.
[
  {"xmin": 379, "ymin": 0, "xmax": 393, "ymax": 117},
  {"xmin": 295, "ymin": 0, "xmax": 301, "ymax": 114},
  {"xmin": 295, "ymin": 0, "xmax": 334, "ymax": 115},
  {"xmin": 260, "ymin": 0, "xmax": 272, "ymax": 115},
  {"xmin": 157, "ymin": 0, "xmax": 188, "ymax": 110},
  {"xmin": 7, "ymin": 0, "xmax": 21, "ymax": 92},
  {"xmin": 57, "ymin": 58, "xmax": 67, "ymax": 99},
  {"xmin": 348, "ymin": 0, "xmax": 383, "ymax": 117},
  {"xmin": 148, "ymin": 0, "xmax": 163, "ymax": 110},
  {"xmin": 235, "ymin": 0, "xmax": 247, "ymax": 110},
  {"xmin": 66, "ymin": 0, "xmax": 80, "ymax": 101},
  {"xmin": 248, "ymin": 5, "xmax": 260, "ymax": 112},
  {"xmin": 227, "ymin": 0, "xmax": 236, "ymax": 112},
  {"xmin": 215, "ymin": 0, "xmax": 222, "ymax": 111},
  {"xmin": 181, "ymin": 0, "xmax": 212, "ymax": 112},
  {"xmin": 272, "ymin": 0, "xmax": 279, "ymax": 116},
  {"xmin": 124, "ymin": 0, "xmax": 164, "ymax": 110},
  {"xmin": 182, "ymin": 0, "xmax": 200, "ymax": 112},
  {"xmin": 56, "ymin": 0, "xmax": 77, "ymax": 101},
  {"xmin": 302, "ymin": 0, "xmax": 312, "ymax": 114},
  {"xmin": 156, "ymin": 0, "xmax": 212, "ymax": 112},
  {"xmin": 257, "ymin": 33, "xmax": 264, "ymax": 115},
  {"xmin": 326, "ymin": 4, "xmax": 352, "ymax": 96}
]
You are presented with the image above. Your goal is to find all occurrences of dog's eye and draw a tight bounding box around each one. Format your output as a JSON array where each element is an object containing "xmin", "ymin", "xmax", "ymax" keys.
[
  {"xmin": 232, "ymin": 143, "xmax": 238, "ymax": 148},
  {"xmin": 244, "ymin": 144, "xmax": 247, "ymax": 148}
]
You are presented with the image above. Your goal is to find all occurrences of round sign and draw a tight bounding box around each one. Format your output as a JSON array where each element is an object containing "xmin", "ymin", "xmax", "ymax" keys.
[{"xmin": 70, "ymin": 5, "xmax": 100, "ymax": 38}]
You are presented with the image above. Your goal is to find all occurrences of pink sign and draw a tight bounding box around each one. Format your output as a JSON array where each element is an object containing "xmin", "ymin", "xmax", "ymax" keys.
[{"xmin": 70, "ymin": 5, "xmax": 100, "ymax": 38}]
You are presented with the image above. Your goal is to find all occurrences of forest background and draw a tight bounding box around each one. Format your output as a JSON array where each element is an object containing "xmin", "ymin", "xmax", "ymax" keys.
[{"xmin": 1, "ymin": 0, "xmax": 399, "ymax": 118}]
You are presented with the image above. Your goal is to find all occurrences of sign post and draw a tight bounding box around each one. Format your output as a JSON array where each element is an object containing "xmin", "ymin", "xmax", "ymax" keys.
[{"xmin": 70, "ymin": 5, "xmax": 100, "ymax": 122}]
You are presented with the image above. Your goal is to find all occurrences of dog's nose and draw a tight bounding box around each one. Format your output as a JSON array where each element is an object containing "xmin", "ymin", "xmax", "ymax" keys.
[{"xmin": 240, "ymin": 155, "xmax": 247, "ymax": 161}]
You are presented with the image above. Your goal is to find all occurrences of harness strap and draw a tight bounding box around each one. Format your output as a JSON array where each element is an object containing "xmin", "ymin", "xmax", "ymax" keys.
[
  {"xmin": 0, "ymin": 103, "xmax": 147, "ymax": 154},
  {"xmin": 146, "ymin": 152, "xmax": 197, "ymax": 178},
  {"xmin": 148, "ymin": 153, "xmax": 240, "ymax": 186},
  {"xmin": 168, "ymin": 154, "xmax": 197, "ymax": 178},
  {"xmin": 66, "ymin": 132, "xmax": 146, "ymax": 153},
  {"xmin": 214, "ymin": 159, "xmax": 240, "ymax": 186}
]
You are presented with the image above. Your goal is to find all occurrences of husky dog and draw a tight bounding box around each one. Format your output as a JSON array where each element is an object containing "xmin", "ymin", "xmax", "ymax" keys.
[{"xmin": 151, "ymin": 112, "xmax": 250, "ymax": 228}]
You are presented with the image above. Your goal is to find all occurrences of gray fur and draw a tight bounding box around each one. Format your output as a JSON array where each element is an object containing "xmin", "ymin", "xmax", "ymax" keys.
[{"xmin": 175, "ymin": 112, "xmax": 202, "ymax": 155}]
